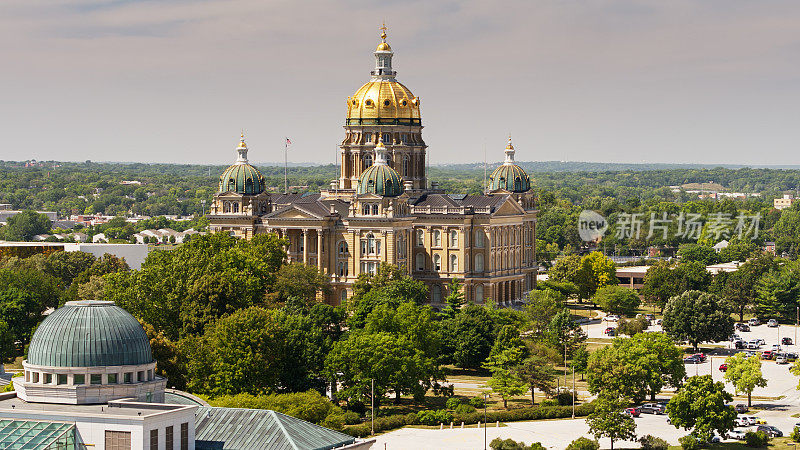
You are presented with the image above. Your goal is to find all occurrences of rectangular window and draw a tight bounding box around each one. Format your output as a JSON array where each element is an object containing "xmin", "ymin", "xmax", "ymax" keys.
[
  {"xmin": 44, "ymin": 373, "xmax": 52, "ymax": 384},
  {"xmin": 363, "ymin": 132, "xmax": 372, "ymax": 144},
  {"xmin": 416, "ymin": 230, "xmax": 423, "ymax": 246},
  {"xmin": 105, "ymin": 430, "xmax": 131, "ymax": 450},
  {"xmin": 90, "ymin": 374, "xmax": 102, "ymax": 385},
  {"xmin": 124, "ymin": 372, "xmax": 133, "ymax": 384},
  {"xmin": 25, "ymin": 371, "xmax": 29, "ymax": 382},
  {"xmin": 181, "ymin": 423, "xmax": 189, "ymax": 450},
  {"xmin": 166, "ymin": 426, "xmax": 174, "ymax": 450},
  {"xmin": 148, "ymin": 369, "xmax": 153, "ymax": 380},
  {"xmin": 138, "ymin": 371, "xmax": 144, "ymax": 382},
  {"xmin": 73, "ymin": 374, "xmax": 85, "ymax": 385},
  {"xmin": 57, "ymin": 374, "xmax": 67, "ymax": 385},
  {"xmin": 32, "ymin": 372, "xmax": 39, "ymax": 383},
  {"xmin": 150, "ymin": 429, "xmax": 158, "ymax": 450},
  {"xmin": 107, "ymin": 373, "xmax": 118, "ymax": 384}
]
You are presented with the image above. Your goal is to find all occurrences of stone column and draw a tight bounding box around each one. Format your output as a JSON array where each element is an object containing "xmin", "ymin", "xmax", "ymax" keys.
[
  {"xmin": 353, "ymin": 230, "xmax": 360, "ymax": 276},
  {"xmin": 303, "ymin": 229, "xmax": 309, "ymax": 265},
  {"xmin": 317, "ymin": 229, "xmax": 323, "ymax": 271}
]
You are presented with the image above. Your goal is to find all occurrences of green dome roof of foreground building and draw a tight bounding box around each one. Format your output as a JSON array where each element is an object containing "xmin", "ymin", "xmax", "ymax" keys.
[
  {"xmin": 357, "ymin": 139, "xmax": 404, "ymax": 197},
  {"xmin": 218, "ymin": 134, "xmax": 266, "ymax": 195},
  {"xmin": 27, "ymin": 300, "xmax": 153, "ymax": 367},
  {"xmin": 488, "ymin": 137, "xmax": 531, "ymax": 193}
]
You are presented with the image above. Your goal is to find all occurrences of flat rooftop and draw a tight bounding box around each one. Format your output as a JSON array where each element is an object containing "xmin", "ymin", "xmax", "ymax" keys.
[{"xmin": 0, "ymin": 393, "xmax": 194, "ymax": 419}]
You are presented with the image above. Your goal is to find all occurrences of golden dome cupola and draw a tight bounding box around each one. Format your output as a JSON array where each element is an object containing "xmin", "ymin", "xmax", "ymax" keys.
[{"xmin": 372, "ymin": 23, "xmax": 395, "ymax": 80}]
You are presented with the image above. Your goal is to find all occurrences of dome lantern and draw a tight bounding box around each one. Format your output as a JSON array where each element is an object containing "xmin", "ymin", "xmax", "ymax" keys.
[
  {"xmin": 488, "ymin": 136, "xmax": 531, "ymax": 193},
  {"xmin": 372, "ymin": 22, "xmax": 395, "ymax": 80}
]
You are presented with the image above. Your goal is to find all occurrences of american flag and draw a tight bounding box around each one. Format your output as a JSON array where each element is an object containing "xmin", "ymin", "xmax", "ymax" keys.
[{"xmin": 285, "ymin": 138, "xmax": 292, "ymax": 145}]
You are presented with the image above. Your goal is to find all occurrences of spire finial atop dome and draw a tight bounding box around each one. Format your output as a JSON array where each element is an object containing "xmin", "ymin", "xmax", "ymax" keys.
[
  {"xmin": 504, "ymin": 135, "xmax": 516, "ymax": 164},
  {"xmin": 236, "ymin": 132, "xmax": 249, "ymax": 163},
  {"xmin": 374, "ymin": 134, "xmax": 389, "ymax": 166},
  {"xmin": 380, "ymin": 22, "xmax": 388, "ymax": 41}
]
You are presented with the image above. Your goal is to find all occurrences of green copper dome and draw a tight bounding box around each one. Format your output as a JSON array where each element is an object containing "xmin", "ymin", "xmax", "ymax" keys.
[
  {"xmin": 27, "ymin": 301, "xmax": 153, "ymax": 368},
  {"xmin": 488, "ymin": 137, "xmax": 531, "ymax": 193},
  {"xmin": 488, "ymin": 164, "xmax": 531, "ymax": 193},
  {"xmin": 218, "ymin": 134, "xmax": 266, "ymax": 195},
  {"xmin": 357, "ymin": 162, "xmax": 404, "ymax": 197},
  {"xmin": 219, "ymin": 163, "xmax": 266, "ymax": 195}
]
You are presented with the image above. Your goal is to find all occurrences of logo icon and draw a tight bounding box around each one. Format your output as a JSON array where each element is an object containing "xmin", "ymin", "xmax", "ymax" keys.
[{"xmin": 578, "ymin": 210, "xmax": 608, "ymax": 242}]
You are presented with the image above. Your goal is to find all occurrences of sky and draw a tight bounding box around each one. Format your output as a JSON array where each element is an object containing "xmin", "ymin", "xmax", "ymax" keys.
[{"xmin": 0, "ymin": 0, "xmax": 798, "ymax": 166}]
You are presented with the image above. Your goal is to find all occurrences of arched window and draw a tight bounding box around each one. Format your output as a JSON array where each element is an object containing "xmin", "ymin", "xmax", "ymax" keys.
[
  {"xmin": 416, "ymin": 230, "xmax": 424, "ymax": 246},
  {"xmin": 362, "ymin": 204, "xmax": 371, "ymax": 215},
  {"xmin": 515, "ymin": 177, "xmax": 522, "ymax": 191},
  {"xmin": 433, "ymin": 230, "xmax": 441, "ymax": 247},
  {"xmin": 450, "ymin": 254, "xmax": 458, "ymax": 272},
  {"xmin": 223, "ymin": 201, "xmax": 231, "ymax": 213},
  {"xmin": 372, "ymin": 204, "xmax": 379, "ymax": 215},
  {"xmin": 403, "ymin": 156, "xmax": 410, "ymax": 177},
  {"xmin": 363, "ymin": 154, "xmax": 373, "ymax": 168},
  {"xmin": 475, "ymin": 284, "xmax": 484, "ymax": 304},
  {"xmin": 338, "ymin": 261, "xmax": 348, "ymax": 277},
  {"xmin": 431, "ymin": 285, "xmax": 442, "ymax": 303},
  {"xmin": 475, "ymin": 229, "xmax": 484, "ymax": 248},
  {"xmin": 449, "ymin": 230, "xmax": 458, "ymax": 247},
  {"xmin": 475, "ymin": 253, "xmax": 484, "ymax": 272},
  {"xmin": 338, "ymin": 241, "xmax": 348, "ymax": 255},
  {"xmin": 382, "ymin": 133, "xmax": 391, "ymax": 143},
  {"xmin": 416, "ymin": 253, "xmax": 425, "ymax": 271},
  {"xmin": 232, "ymin": 203, "xmax": 239, "ymax": 213},
  {"xmin": 433, "ymin": 254, "xmax": 441, "ymax": 271},
  {"xmin": 340, "ymin": 290, "xmax": 348, "ymax": 304},
  {"xmin": 361, "ymin": 233, "xmax": 380, "ymax": 256}
]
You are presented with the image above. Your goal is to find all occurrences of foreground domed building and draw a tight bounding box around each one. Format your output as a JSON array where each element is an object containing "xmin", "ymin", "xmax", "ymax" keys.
[
  {"xmin": 1, "ymin": 301, "xmax": 363, "ymax": 449},
  {"xmin": 208, "ymin": 27, "xmax": 537, "ymax": 306}
]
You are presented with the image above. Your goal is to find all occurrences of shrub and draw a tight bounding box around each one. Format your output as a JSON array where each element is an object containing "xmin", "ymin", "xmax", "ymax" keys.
[
  {"xmin": 791, "ymin": 427, "xmax": 800, "ymax": 443},
  {"xmin": 618, "ymin": 317, "xmax": 650, "ymax": 336},
  {"xmin": 454, "ymin": 403, "xmax": 477, "ymax": 416},
  {"xmin": 639, "ymin": 435, "xmax": 669, "ymax": 450},
  {"xmin": 209, "ymin": 391, "xmax": 338, "ymax": 425},
  {"xmin": 417, "ymin": 409, "xmax": 453, "ymax": 426},
  {"xmin": 404, "ymin": 412, "xmax": 419, "ymax": 425},
  {"xmin": 540, "ymin": 399, "xmax": 558, "ymax": 407},
  {"xmin": 556, "ymin": 391, "xmax": 575, "ymax": 406},
  {"xmin": 745, "ymin": 430, "xmax": 770, "ymax": 447},
  {"xmin": 678, "ymin": 435, "xmax": 701, "ymax": 450},
  {"xmin": 321, "ymin": 413, "xmax": 344, "ymax": 431},
  {"xmin": 446, "ymin": 397, "xmax": 464, "ymax": 410},
  {"xmin": 341, "ymin": 411, "xmax": 361, "ymax": 425},
  {"xmin": 469, "ymin": 396, "xmax": 486, "ymax": 409},
  {"xmin": 344, "ymin": 424, "xmax": 370, "ymax": 438},
  {"xmin": 565, "ymin": 436, "xmax": 600, "ymax": 450},
  {"xmin": 490, "ymin": 438, "xmax": 546, "ymax": 450}
]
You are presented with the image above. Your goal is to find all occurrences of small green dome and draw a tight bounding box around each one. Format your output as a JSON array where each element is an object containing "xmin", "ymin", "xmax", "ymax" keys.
[
  {"xmin": 488, "ymin": 164, "xmax": 531, "ymax": 193},
  {"xmin": 27, "ymin": 301, "xmax": 153, "ymax": 367},
  {"xmin": 357, "ymin": 163, "xmax": 404, "ymax": 197},
  {"xmin": 219, "ymin": 163, "xmax": 266, "ymax": 195}
]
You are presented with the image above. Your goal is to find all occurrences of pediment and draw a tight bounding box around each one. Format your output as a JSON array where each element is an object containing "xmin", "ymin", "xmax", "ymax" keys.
[
  {"xmin": 493, "ymin": 197, "xmax": 525, "ymax": 216},
  {"xmin": 266, "ymin": 204, "xmax": 325, "ymax": 220}
]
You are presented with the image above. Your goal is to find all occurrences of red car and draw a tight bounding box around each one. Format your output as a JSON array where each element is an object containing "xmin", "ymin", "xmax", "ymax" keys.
[
  {"xmin": 719, "ymin": 363, "xmax": 728, "ymax": 372},
  {"xmin": 625, "ymin": 407, "xmax": 640, "ymax": 418},
  {"xmin": 761, "ymin": 350, "xmax": 773, "ymax": 360},
  {"xmin": 604, "ymin": 327, "xmax": 616, "ymax": 336},
  {"xmin": 692, "ymin": 353, "xmax": 707, "ymax": 362}
]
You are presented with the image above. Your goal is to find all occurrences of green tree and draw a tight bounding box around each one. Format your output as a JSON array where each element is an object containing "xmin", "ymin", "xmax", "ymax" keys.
[
  {"xmin": 515, "ymin": 355, "xmax": 556, "ymax": 405},
  {"xmin": 483, "ymin": 346, "xmax": 526, "ymax": 409},
  {"xmin": 524, "ymin": 288, "xmax": 565, "ymax": 335},
  {"xmin": 666, "ymin": 375, "xmax": 735, "ymax": 442},
  {"xmin": 586, "ymin": 395, "xmax": 636, "ymax": 450},
  {"xmin": 346, "ymin": 264, "xmax": 428, "ymax": 329},
  {"xmin": 273, "ymin": 263, "xmax": 330, "ymax": 307},
  {"xmin": 1, "ymin": 210, "xmax": 51, "ymax": 241},
  {"xmin": 755, "ymin": 260, "xmax": 800, "ymax": 321},
  {"xmin": 572, "ymin": 346, "xmax": 590, "ymax": 381},
  {"xmin": 183, "ymin": 306, "xmax": 286, "ymax": 396},
  {"xmin": 725, "ymin": 253, "xmax": 778, "ymax": 321},
  {"xmin": 545, "ymin": 308, "xmax": 586, "ymax": 363},
  {"xmin": 673, "ymin": 261, "xmax": 712, "ymax": 294},
  {"xmin": 441, "ymin": 304, "xmax": 495, "ymax": 369},
  {"xmin": 0, "ymin": 268, "xmax": 61, "ymax": 353},
  {"xmin": 565, "ymin": 437, "xmax": 600, "ymax": 450},
  {"xmin": 677, "ymin": 243, "xmax": 718, "ymax": 265},
  {"xmin": 773, "ymin": 207, "xmax": 800, "ymax": 256},
  {"xmin": 662, "ymin": 290, "xmax": 733, "ymax": 351},
  {"xmin": 444, "ymin": 278, "xmax": 465, "ymax": 311},
  {"xmin": 577, "ymin": 252, "xmax": 618, "ymax": 300},
  {"xmin": 592, "ymin": 285, "xmax": 641, "ymax": 316},
  {"xmin": 491, "ymin": 325, "xmax": 527, "ymax": 358},
  {"xmin": 549, "ymin": 255, "xmax": 582, "ymax": 287},
  {"xmin": 718, "ymin": 240, "xmax": 758, "ymax": 263},
  {"xmin": 723, "ymin": 353, "xmax": 767, "ymax": 407},
  {"xmin": 640, "ymin": 262, "xmax": 678, "ymax": 311},
  {"xmin": 586, "ymin": 333, "xmax": 685, "ymax": 402}
]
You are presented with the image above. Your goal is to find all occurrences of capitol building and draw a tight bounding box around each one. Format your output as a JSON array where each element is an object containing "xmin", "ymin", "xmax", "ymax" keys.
[{"xmin": 208, "ymin": 28, "xmax": 538, "ymax": 306}]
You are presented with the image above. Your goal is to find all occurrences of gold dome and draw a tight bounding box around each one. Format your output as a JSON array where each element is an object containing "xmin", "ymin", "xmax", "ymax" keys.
[
  {"xmin": 346, "ymin": 81, "xmax": 421, "ymax": 125},
  {"xmin": 376, "ymin": 42, "xmax": 392, "ymax": 52}
]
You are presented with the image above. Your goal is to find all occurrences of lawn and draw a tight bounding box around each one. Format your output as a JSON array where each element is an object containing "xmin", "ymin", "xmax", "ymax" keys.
[{"xmin": 667, "ymin": 436, "xmax": 794, "ymax": 449}]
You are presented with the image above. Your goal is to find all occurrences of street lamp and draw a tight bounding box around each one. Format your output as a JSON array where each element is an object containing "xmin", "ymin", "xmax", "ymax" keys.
[{"xmin": 483, "ymin": 393, "xmax": 489, "ymax": 450}]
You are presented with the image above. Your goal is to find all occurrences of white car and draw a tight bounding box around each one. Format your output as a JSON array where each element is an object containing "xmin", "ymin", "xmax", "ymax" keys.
[
  {"xmin": 777, "ymin": 356, "xmax": 788, "ymax": 364},
  {"xmin": 605, "ymin": 314, "xmax": 620, "ymax": 322},
  {"xmin": 748, "ymin": 342, "xmax": 760, "ymax": 350},
  {"xmin": 727, "ymin": 430, "xmax": 746, "ymax": 440},
  {"xmin": 772, "ymin": 344, "xmax": 782, "ymax": 352}
]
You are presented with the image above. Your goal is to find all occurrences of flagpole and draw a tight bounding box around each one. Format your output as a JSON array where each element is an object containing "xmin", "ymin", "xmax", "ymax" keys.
[{"xmin": 284, "ymin": 138, "xmax": 288, "ymax": 194}]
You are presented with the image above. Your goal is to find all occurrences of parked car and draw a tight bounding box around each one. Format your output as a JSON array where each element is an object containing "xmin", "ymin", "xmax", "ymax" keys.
[
  {"xmin": 747, "ymin": 342, "xmax": 760, "ymax": 350},
  {"xmin": 743, "ymin": 350, "xmax": 757, "ymax": 358},
  {"xmin": 719, "ymin": 363, "xmax": 728, "ymax": 372},
  {"xmin": 735, "ymin": 340, "xmax": 746, "ymax": 349},
  {"xmin": 749, "ymin": 318, "xmax": 761, "ymax": 326},
  {"xmin": 605, "ymin": 314, "xmax": 620, "ymax": 322},
  {"xmin": 734, "ymin": 404, "xmax": 749, "ymax": 413},
  {"xmin": 761, "ymin": 350, "xmax": 773, "ymax": 360},
  {"xmin": 782, "ymin": 337, "xmax": 793, "ymax": 345},
  {"xmin": 645, "ymin": 314, "xmax": 655, "ymax": 321},
  {"xmin": 736, "ymin": 323, "xmax": 751, "ymax": 332},
  {"xmin": 693, "ymin": 353, "xmax": 707, "ymax": 362},
  {"xmin": 639, "ymin": 403, "xmax": 665, "ymax": 414},
  {"xmin": 777, "ymin": 355, "xmax": 788, "ymax": 364},
  {"xmin": 787, "ymin": 352, "xmax": 799, "ymax": 361},
  {"xmin": 655, "ymin": 319, "xmax": 662, "ymax": 325},
  {"xmin": 684, "ymin": 356, "xmax": 701, "ymax": 364},
  {"xmin": 768, "ymin": 319, "xmax": 779, "ymax": 327},
  {"xmin": 757, "ymin": 338, "xmax": 766, "ymax": 345},
  {"xmin": 624, "ymin": 407, "xmax": 640, "ymax": 417},
  {"xmin": 744, "ymin": 416, "xmax": 760, "ymax": 426},
  {"xmin": 772, "ymin": 344, "xmax": 782, "ymax": 352},
  {"xmin": 757, "ymin": 425, "xmax": 783, "ymax": 437},
  {"xmin": 727, "ymin": 429, "xmax": 746, "ymax": 440},
  {"xmin": 604, "ymin": 327, "xmax": 616, "ymax": 336}
]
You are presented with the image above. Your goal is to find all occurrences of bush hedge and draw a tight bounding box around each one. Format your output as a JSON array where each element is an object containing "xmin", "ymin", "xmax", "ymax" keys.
[
  {"xmin": 745, "ymin": 430, "xmax": 770, "ymax": 447},
  {"xmin": 565, "ymin": 436, "xmax": 600, "ymax": 450},
  {"xmin": 342, "ymin": 402, "xmax": 596, "ymax": 437}
]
